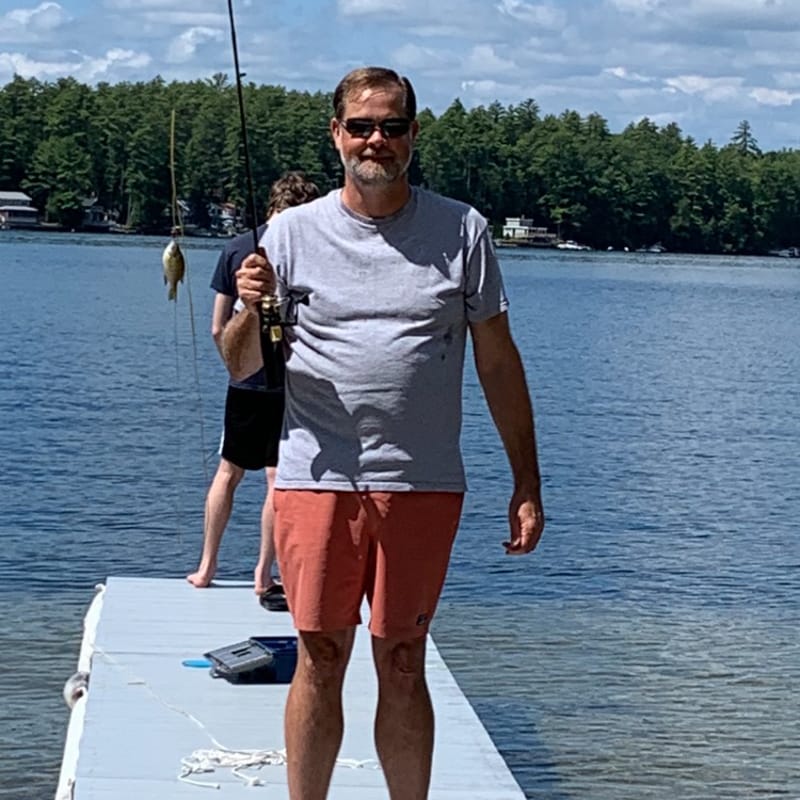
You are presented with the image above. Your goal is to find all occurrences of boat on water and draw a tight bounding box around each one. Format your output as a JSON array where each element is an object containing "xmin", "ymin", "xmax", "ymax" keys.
[
  {"xmin": 767, "ymin": 247, "xmax": 800, "ymax": 258},
  {"xmin": 0, "ymin": 190, "xmax": 41, "ymax": 230},
  {"xmin": 0, "ymin": 191, "xmax": 41, "ymax": 230},
  {"xmin": 0, "ymin": 205, "xmax": 41, "ymax": 230},
  {"xmin": 556, "ymin": 239, "xmax": 591, "ymax": 251},
  {"xmin": 495, "ymin": 215, "xmax": 559, "ymax": 248}
]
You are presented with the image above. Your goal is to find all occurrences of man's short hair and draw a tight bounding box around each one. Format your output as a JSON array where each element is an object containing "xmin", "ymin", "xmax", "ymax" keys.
[
  {"xmin": 333, "ymin": 67, "xmax": 417, "ymax": 122},
  {"xmin": 267, "ymin": 171, "xmax": 321, "ymax": 218}
]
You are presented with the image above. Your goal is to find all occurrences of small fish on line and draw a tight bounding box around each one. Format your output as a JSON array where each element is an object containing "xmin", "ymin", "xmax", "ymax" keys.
[{"xmin": 162, "ymin": 237, "xmax": 186, "ymax": 301}]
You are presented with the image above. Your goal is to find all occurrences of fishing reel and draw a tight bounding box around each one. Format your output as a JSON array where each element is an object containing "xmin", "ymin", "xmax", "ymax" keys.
[
  {"xmin": 261, "ymin": 295, "xmax": 283, "ymax": 343},
  {"xmin": 258, "ymin": 296, "xmax": 285, "ymax": 391},
  {"xmin": 260, "ymin": 290, "xmax": 308, "ymax": 342}
]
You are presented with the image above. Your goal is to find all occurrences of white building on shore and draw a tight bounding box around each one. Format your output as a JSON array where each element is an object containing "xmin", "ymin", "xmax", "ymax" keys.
[
  {"xmin": 0, "ymin": 190, "xmax": 40, "ymax": 229},
  {"xmin": 498, "ymin": 216, "xmax": 557, "ymax": 247}
]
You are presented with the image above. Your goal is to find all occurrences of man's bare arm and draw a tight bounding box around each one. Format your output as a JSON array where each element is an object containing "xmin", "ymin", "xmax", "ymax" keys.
[
  {"xmin": 221, "ymin": 307, "xmax": 263, "ymax": 381},
  {"xmin": 221, "ymin": 252, "xmax": 277, "ymax": 380},
  {"xmin": 470, "ymin": 311, "xmax": 544, "ymax": 554}
]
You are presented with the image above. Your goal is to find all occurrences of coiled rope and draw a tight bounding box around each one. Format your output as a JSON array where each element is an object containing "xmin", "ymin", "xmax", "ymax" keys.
[{"xmin": 87, "ymin": 642, "xmax": 378, "ymax": 789}]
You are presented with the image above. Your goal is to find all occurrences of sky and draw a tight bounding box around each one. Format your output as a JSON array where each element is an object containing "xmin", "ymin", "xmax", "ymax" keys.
[{"xmin": 2, "ymin": 0, "xmax": 800, "ymax": 151}]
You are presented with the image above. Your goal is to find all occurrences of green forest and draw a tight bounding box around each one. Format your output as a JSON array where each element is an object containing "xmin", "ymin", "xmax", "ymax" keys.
[{"xmin": 2, "ymin": 73, "xmax": 799, "ymax": 253}]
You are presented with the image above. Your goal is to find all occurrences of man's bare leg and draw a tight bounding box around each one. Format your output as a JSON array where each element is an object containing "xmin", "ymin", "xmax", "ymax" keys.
[
  {"xmin": 372, "ymin": 635, "xmax": 432, "ymax": 800},
  {"xmin": 254, "ymin": 466, "xmax": 277, "ymax": 595},
  {"xmin": 285, "ymin": 628, "xmax": 355, "ymax": 800},
  {"xmin": 187, "ymin": 458, "xmax": 244, "ymax": 587}
]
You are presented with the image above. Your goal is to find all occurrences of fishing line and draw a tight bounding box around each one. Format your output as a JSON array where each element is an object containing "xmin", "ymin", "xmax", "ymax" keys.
[
  {"xmin": 167, "ymin": 110, "xmax": 187, "ymax": 545},
  {"xmin": 226, "ymin": 0, "xmax": 285, "ymax": 390},
  {"xmin": 172, "ymin": 295, "xmax": 184, "ymax": 546},
  {"xmin": 167, "ymin": 110, "xmax": 211, "ymax": 556},
  {"xmin": 170, "ymin": 109, "xmax": 179, "ymax": 234}
]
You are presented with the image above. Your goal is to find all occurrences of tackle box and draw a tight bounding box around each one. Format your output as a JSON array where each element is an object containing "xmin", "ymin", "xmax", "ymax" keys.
[{"xmin": 204, "ymin": 636, "xmax": 298, "ymax": 684}]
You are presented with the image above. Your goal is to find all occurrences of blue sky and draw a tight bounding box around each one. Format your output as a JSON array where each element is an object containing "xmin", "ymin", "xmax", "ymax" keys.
[{"xmin": 2, "ymin": 0, "xmax": 800, "ymax": 151}]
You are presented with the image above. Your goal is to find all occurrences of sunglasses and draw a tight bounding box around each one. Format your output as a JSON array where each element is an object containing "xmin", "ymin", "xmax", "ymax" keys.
[{"xmin": 341, "ymin": 117, "xmax": 412, "ymax": 139}]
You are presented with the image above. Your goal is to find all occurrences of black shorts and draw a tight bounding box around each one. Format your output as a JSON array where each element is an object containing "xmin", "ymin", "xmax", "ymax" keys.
[{"xmin": 220, "ymin": 386, "xmax": 284, "ymax": 470}]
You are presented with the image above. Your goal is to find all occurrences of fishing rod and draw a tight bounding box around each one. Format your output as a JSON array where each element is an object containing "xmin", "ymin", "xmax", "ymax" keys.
[{"xmin": 226, "ymin": 0, "xmax": 285, "ymax": 390}]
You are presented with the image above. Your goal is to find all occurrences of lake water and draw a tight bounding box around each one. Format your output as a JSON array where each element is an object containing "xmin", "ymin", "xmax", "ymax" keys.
[{"xmin": 1, "ymin": 232, "xmax": 798, "ymax": 799}]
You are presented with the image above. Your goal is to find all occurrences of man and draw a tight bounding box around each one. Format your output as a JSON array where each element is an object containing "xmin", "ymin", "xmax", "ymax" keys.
[
  {"xmin": 228, "ymin": 67, "xmax": 544, "ymax": 799},
  {"xmin": 187, "ymin": 172, "xmax": 319, "ymax": 607}
]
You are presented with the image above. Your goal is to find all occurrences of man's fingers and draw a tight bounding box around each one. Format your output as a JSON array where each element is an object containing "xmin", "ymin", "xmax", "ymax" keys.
[
  {"xmin": 504, "ymin": 500, "xmax": 544, "ymax": 555},
  {"xmin": 503, "ymin": 531, "xmax": 536, "ymax": 555},
  {"xmin": 236, "ymin": 252, "xmax": 276, "ymax": 298}
]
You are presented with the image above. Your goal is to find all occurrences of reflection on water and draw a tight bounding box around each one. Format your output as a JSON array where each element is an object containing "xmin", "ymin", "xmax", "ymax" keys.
[
  {"xmin": 0, "ymin": 236, "xmax": 799, "ymax": 798},
  {"xmin": 437, "ymin": 601, "xmax": 799, "ymax": 799}
]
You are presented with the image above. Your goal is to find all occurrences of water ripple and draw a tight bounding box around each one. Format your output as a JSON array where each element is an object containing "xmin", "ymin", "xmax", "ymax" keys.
[{"xmin": 1, "ymin": 242, "xmax": 798, "ymax": 798}]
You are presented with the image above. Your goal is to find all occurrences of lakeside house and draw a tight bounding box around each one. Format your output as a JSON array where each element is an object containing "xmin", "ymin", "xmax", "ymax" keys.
[
  {"xmin": 0, "ymin": 190, "xmax": 40, "ymax": 230},
  {"xmin": 498, "ymin": 216, "xmax": 558, "ymax": 247},
  {"xmin": 208, "ymin": 201, "xmax": 239, "ymax": 235},
  {"xmin": 81, "ymin": 197, "xmax": 112, "ymax": 232}
]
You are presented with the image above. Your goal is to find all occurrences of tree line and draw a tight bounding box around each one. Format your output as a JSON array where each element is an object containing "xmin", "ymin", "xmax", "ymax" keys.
[{"xmin": 2, "ymin": 74, "xmax": 799, "ymax": 253}]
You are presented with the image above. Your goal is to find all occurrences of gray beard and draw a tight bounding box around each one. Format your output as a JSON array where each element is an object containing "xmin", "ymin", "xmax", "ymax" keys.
[{"xmin": 341, "ymin": 152, "xmax": 411, "ymax": 186}]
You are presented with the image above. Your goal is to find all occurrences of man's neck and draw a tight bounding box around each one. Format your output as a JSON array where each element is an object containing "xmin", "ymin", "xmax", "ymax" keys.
[{"xmin": 340, "ymin": 180, "xmax": 411, "ymax": 219}]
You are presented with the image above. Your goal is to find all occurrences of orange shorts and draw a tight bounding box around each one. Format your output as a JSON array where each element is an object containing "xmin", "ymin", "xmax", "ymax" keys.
[{"xmin": 273, "ymin": 490, "xmax": 464, "ymax": 640}]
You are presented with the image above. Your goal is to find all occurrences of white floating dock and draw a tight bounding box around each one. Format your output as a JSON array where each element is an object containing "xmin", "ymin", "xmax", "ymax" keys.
[{"xmin": 58, "ymin": 576, "xmax": 525, "ymax": 799}]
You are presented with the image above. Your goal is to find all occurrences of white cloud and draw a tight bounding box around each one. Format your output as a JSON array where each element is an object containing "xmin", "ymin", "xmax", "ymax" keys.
[
  {"xmin": 139, "ymin": 11, "xmax": 227, "ymax": 26},
  {"xmin": 774, "ymin": 71, "xmax": 800, "ymax": 88},
  {"xmin": 607, "ymin": 0, "xmax": 666, "ymax": 13},
  {"xmin": 632, "ymin": 110, "xmax": 686, "ymax": 128},
  {"xmin": 464, "ymin": 45, "xmax": 516, "ymax": 76},
  {"xmin": 0, "ymin": 2, "xmax": 69, "ymax": 42},
  {"xmin": 103, "ymin": 0, "xmax": 226, "ymax": 25},
  {"xmin": 391, "ymin": 42, "xmax": 456, "ymax": 74},
  {"xmin": 166, "ymin": 26, "xmax": 224, "ymax": 64},
  {"xmin": 665, "ymin": 74, "xmax": 744, "ymax": 102},
  {"xmin": 3, "ymin": 0, "xmax": 800, "ymax": 150},
  {"xmin": 105, "ymin": 0, "xmax": 212, "ymax": 8},
  {"xmin": 496, "ymin": 0, "xmax": 566, "ymax": 29},
  {"xmin": 338, "ymin": 0, "xmax": 398, "ymax": 13},
  {"xmin": 461, "ymin": 78, "xmax": 513, "ymax": 102},
  {"xmin": 682, "ymin": 0, "xmax": 800, "ymax": 29},
  {"xmin": 337, "ymin": 0, "xmax": 511, "ymax": 39},
  {"xmin": 5, "ymin": 1, "xmax": 67, "ymax": 28},
  {"xmin": 749, "ymin": 87, "xmax": 800, "ymax": 106},
  {"xmin": 0, "ymin": 46, "xmax": 150, "ymax": 84},
  {"xmin": 604, "ymin": 66, "xmax": 653, "ymax": 83}
]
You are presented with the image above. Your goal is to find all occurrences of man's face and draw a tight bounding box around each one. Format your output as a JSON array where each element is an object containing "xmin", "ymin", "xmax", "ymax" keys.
[{"xmin": 331, "ymin": 86, "xmax": 419, "ymax": 187}]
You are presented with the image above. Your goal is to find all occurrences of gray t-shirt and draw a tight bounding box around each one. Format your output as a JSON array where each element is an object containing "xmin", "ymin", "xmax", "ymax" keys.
[{"xmin": 261, "ymin": 186, "xmax": 508, "ymax": 492}]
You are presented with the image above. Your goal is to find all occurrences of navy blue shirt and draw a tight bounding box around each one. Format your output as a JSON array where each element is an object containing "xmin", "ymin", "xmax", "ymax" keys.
[{"xmin": 210, "ymin": 224, "xmax": 272, "ymax": 390}]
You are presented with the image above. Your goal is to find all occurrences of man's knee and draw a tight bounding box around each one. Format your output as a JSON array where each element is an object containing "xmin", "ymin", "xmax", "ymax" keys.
[
  {"xmin": 297, "ymin": 631, "xmax": 352, "ymax": 686},
  {"xmin": 374, "ymin": 637, "xmax": 426, "ymax": 692},
  {"xmin": 216, "ymin": 459, "xmax": 245, "ymax": 487}
]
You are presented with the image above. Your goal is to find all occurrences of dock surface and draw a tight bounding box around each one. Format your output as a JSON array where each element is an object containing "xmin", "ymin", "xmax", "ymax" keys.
[{"xmin": 65, "ymin": 576, "xmax": 525, "ymax": 799}]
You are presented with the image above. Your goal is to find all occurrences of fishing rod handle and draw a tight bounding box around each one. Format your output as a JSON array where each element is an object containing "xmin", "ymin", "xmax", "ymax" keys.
[{"xmin": 261, "ymin": 295, "xmax": 283, "ymax": 343}]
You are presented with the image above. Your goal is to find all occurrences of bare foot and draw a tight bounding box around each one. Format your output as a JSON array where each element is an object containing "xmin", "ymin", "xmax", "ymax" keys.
[{"xmin": 187, "ymin": 566, "xmax": 215, "ymax": 588}]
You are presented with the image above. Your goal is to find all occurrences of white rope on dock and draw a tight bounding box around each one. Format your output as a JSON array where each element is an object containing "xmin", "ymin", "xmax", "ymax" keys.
[
  {"xmin": 178, "ymin": 746, "xmax": 378, "ymax": 789},
  {"xmin": 178, "ymin": 747, "xmax": 379, "ymax": 789},
  {"xmin": 85, "ymin": 640, "xmax": 378, "ymax": 789},
  {"xmin": 57, "ymin": 583, "xmax": 378, "ymax": 792},
  {"xmin": 179, "ymin": 747, "xmax": 288, "ymax": 789}
]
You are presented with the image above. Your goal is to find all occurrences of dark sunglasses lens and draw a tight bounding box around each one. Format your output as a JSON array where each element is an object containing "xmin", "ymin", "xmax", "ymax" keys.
[
  {"xmin": 381, "ymin": 120, "xmax": 411, "ymax": 137},
  {"xmin": 343, "ymin": 118, "xmax": 411, "ymax": 138},
  {"xmin": 344, "ymin": 119, "xmax": 374, "ymax": 137}
]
